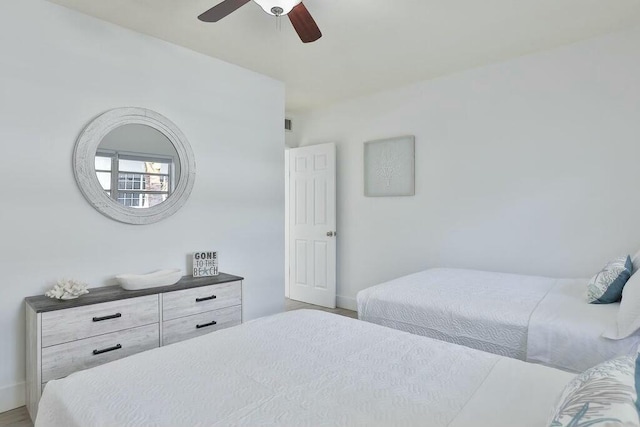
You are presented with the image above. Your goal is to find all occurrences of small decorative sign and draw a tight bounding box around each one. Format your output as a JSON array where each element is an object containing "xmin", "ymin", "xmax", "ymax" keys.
[{"xmin": 192, "ymin": 251, "xmax": 219, "ymax": 277}]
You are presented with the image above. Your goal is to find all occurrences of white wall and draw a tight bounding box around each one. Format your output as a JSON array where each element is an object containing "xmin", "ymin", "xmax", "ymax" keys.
[
  {"xmin": 298, "ymin": 26, "xmax": 640, "ymax": 310},
  {"xmin": 0, "ymin": 0, "xmax": 284, "ymax": 412},
  {"xmin": 284, "ymin": 113, "xmax": 303, "ymax": 148},
  {"xmin": 284, "ymin": 114, "xmax": 301, "ymax": 297},
  {"xmin": 284, "ymin": 149, "xmax": 290, "ymax": 298}
]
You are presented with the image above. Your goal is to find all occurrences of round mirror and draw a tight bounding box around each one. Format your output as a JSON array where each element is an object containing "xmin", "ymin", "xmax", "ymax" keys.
[
  {"xmin": 95, "ymin": 124, "xmax": 181, "ymax": 209},
  {"xmin": 74, "ymin": 108, "xmax": 196, "ymax": 225}
]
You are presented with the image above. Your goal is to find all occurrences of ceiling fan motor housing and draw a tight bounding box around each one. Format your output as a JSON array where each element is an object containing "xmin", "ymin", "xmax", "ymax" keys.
[{"xmin": 253, "ymin": 0, "xmax": 302, "ymax": 16}]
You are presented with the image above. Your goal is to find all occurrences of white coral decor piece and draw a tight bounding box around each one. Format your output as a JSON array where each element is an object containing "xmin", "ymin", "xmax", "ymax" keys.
[{"xmin": 45, "ymin": 279, "xmax": 89, "ymax": 300}]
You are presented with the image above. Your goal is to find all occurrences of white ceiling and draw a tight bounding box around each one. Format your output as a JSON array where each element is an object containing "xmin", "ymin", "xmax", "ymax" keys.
[{"xmin": 48, "ymin": 0, "xmax": 640, "ymax": 112}]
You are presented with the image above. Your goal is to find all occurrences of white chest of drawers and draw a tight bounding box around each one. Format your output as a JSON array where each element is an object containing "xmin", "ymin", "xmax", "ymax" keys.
[{"xmin": 25, "ymin": 273, "xmax": 243, "ymax": 420}]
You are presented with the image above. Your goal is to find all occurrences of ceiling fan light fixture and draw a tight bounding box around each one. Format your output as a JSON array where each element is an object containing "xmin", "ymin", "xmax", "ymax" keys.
[
  {"xmin": 198, "ymin": 0, "xmax": 321, "ymax": 44},
  {"xmin": 253, "ymin": 0, "xmax": 302, "ymax": 16}
]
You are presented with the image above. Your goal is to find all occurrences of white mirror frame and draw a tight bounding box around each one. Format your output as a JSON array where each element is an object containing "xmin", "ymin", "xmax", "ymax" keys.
[{"xmin": 73, "ymin": 107, "xmax": 196, "ymax": 225}]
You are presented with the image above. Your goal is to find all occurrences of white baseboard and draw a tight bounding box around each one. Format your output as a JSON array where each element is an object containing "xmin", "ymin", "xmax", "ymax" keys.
[
  {"xmin": 336, "ymin": 295, "xmax": 357, "ymax": 311},
  {"xmin": 0, "ymin": 382, "xmax": 25, "ymax": 413}
]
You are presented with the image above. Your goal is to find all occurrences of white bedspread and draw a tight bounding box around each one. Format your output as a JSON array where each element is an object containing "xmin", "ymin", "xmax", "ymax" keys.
[
  {"xmin": 357, "ymin": 268, "xmax": 557, "ymax": 359},
  {"xmin": 35, "ymin": 310, "xmax": 573, "ymax": 427},
  {"xmin": 528, "ymin": 279, "xmax": 640, "ymax": 372},
  {"xmin": 357, "ymin": 268, "xmax": 640, "ymax": 373}
]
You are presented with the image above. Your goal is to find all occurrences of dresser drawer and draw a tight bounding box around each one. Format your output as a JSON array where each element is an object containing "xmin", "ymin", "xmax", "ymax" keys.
[
  {"xmin": 41, "ymin": 295, "xmax": 159, "ymax": 347},
  {"xmin": 162, "ymin": 305, "xmax": 241, "ymax": 346},
  {"xmin": 41, "ymin": 323, "xmax": 159, "ymax": 383},
  {"xmin": 162, "ymin": 281, "xmax": 241, "ymax": 321}
]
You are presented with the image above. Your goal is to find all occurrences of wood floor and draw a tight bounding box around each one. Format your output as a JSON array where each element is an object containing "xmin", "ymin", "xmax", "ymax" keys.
[
  {"xmin": 0, "ymin": 299, "xmax": 357, "ymax": 427},
  {"xmin": 284, "ymin": 298, "xmax": 358, "ymax": 319},
  {"xmin": 0, "ymin": 407, "xmax": 31, "ymax": 427}
]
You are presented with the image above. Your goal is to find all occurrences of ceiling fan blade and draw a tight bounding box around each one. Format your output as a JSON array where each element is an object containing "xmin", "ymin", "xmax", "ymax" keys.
[
  {"xmin": 288, "ymin": 3, "xmax": 322, "ymax": 43},
  {"xmin": 198, "ymin": 0, "xmax": 251, "ymax": 22}
]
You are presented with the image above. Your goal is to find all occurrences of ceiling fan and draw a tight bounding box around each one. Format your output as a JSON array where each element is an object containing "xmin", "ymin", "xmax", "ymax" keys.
[{"xmin": 198, "ymin": 0, "xmax": 322, "ymax": 43}]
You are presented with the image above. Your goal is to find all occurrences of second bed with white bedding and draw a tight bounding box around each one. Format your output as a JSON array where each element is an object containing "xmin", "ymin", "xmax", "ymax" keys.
[
  {"xmin": 35, "ymin": 310, "xmax": 574, "ymax": 427},
  {"xmin": 357, "ymin": 268, "xmax": 640, "ymax": 372}
]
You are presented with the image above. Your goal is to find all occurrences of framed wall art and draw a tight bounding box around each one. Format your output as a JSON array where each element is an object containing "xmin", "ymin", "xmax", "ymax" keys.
[{"xmin": 364, "ymin": 135, "xmax": 415, "ymax": 197}]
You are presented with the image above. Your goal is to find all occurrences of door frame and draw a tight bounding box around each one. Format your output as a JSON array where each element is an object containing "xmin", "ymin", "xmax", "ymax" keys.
[{"xmin": 284, "ymin": 143, "xmax": 337, "ymax": 307}]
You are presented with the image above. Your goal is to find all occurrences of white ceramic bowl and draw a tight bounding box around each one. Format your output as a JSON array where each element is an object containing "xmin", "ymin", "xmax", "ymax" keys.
[{"xmin": 116, "ymin": 269, "xmax": 182, "ymax": 291}]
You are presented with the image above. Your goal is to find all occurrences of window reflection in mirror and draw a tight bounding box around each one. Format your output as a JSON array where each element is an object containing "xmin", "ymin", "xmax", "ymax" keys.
[{"xmin": 94, "ymin": 124, "xmax": 180, "ymax": 209}]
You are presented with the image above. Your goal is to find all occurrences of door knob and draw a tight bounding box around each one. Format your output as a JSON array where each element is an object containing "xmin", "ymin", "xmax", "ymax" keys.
[{"xmin": 327, "ymin": 231, "xmax": 336, "ymax": 237}]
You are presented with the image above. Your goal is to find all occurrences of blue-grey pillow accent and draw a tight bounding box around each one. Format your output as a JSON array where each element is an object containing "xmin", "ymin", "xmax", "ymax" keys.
[{"xmin": 588, "ymin": 256, "xmax": 633, "ymax": 304}]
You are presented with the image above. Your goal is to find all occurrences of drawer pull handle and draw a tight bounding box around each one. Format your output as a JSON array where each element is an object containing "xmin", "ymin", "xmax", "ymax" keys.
[
  {"xmin": 92, "ymin": 344, "xmax": 122, "ymax": 355},
  {"xmin": 92, "ymin": 313, "xmax": 122, "ymax": 322},
  {"xmin": 195, "ymin": 295, "xmax": 217, "ymax": 303},
  {"xmin": 196, "ymin": 321, "xmax": 217, "ymax": 329}
]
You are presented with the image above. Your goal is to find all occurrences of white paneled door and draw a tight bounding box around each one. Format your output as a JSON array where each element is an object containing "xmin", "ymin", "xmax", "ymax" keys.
[{"xmin": 289, "ymin": 143, "xmax": 337, "ymax": 308}]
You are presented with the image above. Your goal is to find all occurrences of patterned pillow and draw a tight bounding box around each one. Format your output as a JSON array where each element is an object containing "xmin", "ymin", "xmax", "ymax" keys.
[
  {"xmin": 548, "ymin": 355, "xmax": 640, "ymax": 427},
  {"xmin": 587, "ymin": 256, "xmax": 633, "ymax": 304}
]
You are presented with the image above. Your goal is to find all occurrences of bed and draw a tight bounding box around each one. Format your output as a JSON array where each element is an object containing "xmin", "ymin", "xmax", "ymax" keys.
[
  {"xmin": 357, "ymin": 268, "xmax": 640, "ymax": 372},
  {"xmin": 35, "ymin": 309, "xmax": 575, "ymax": 427}
]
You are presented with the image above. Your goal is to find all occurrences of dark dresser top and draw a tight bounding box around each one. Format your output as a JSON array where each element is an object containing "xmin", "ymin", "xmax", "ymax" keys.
[{"xmin": 25, "ymin": 272, "xmax": 244, "ymax": 313}]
